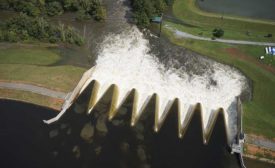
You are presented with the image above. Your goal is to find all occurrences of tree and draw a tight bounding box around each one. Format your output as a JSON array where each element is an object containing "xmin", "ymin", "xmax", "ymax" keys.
[
  {"xmin": 6, "ymin": 30, "xmax": 18, "ymax": 42},
  {"xmin": 94, "ymin": 6, "xmax": 106, "ymax": 21},
  {"xmin": 76, "ymin": 9, "xmax": 91, "ymax": 20},
  {"xmin": 46, "ymin": 1, "xmax": 64, "ymax": 16},
  {"xmin": 131, "ymin": 0, "xmax": 168, "ymax": 27},
  {"xmin": 63, "ymin": 0, "xmax": 78, "ymax": 11},
  {"xmin": 0, "ymin": 30, "xmax": 4, "ymax": 41},
  {"xmin": 212, "ymin": 28, "xmax": 224, "ymax": 38}
]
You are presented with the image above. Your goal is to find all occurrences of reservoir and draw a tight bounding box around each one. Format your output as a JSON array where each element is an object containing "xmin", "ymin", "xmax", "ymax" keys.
[
  {"xmin": 196, "ymin": 0, "xmax": 275, "ymax": 21},
  {"xmin": 1, "ymin": 99, "xmax": 274, "ymax": 168}
]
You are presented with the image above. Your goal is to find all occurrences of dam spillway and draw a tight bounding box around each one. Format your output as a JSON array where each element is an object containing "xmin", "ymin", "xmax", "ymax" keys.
[{"xmin": 45, "ymin": 27, "xmax": 248, "ymax": 145}]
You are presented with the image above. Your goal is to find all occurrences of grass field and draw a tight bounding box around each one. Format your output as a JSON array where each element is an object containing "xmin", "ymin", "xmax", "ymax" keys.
[
  {"xmin": 166, "ymin": 0, "xmax": 275, "ymax": 140},
  {"xmin": 171, "ymin": 0, "xmax": 275, "ymax": 42},
  {"xmin": 0, "ymin": 43, "xmax": 86, "ymax": 106},
  {"xmin": 0, "ymin": 88, "xmax": 63, "ymax": 110},
  {"xmin": 0, "ymin": 47, "xmax": 61, "ymax": 65},
  {"xmin": 163, "ymin": 28, "xmax": 275, "ymax": 139}
]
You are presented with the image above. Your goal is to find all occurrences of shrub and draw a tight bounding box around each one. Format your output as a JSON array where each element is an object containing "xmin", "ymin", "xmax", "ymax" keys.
[
  {"xmin": 131, "ymin": 0, "xmax": 168, "ymax": 27},
  {"xmin": 46, "ymin": 1, "xmax": 64, "ymax": 16},
  {"xmin": 76, "ymin": 9, "xmax": 91, "ymax": 20},
  {"xmin": 6, "ymin": 30, "xmax": 18, "ymax": 42},
  {"xmin": 94, "ymin": 6, "xmax": 106, "ymax": 21},
  {"xmin": 212, "ymin": 28, "xmax": 224, "ymax": 38}
]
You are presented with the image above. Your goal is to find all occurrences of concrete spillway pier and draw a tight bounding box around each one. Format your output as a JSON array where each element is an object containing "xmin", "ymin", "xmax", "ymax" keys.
[{"xmin": 43, "ymin": 67, "xmax": 245, "ymax": 147}]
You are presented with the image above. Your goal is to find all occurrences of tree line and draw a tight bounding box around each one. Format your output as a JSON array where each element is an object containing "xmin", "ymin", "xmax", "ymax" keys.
[
  {"xmin": 130, "ymin": 0, "xmax": 170, "ymax": 27},
  {"xmin": 0, "ymin": 0, "xmax": 106, "ymax": 21},
  {"xmin": 0, "ymin": 14, "xmax": 84, "ymax": 46}
]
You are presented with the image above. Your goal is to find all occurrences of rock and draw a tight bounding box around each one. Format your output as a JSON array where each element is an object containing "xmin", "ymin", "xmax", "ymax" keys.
[
  {"xmin": 120, "ymin": 142, "xmax": 130, "ymax": 153},
  {"xmin": 80, "ymin": 123, "xmax": 94, "ymax": 142},
  {"xmin": 52, "ymin": 151, "xmax": 58, "ymax": 157},
  {"xmin": 95, "ymin": 146, "xmax": 102, "ymax": 155},
  {"xmin": 94, "ymin": 103, "xmax": 107, "ymax": 112},
  {"xmin": 96, "ymin": 116, "xmax": 108, "ymax": 135},
  {"xmin": 136, "ymin": 133, "xmax": 144, "ymax": 141},
  {"xmin": 72, "ymin": 145, "xmax": 81, "ymax": 159},
  {"xmin": 67, "ymin": 128, "xmax": 72, "ymax": 135},
  {"xmin": 119, "ymin": 107, "xmax": 128, "ymax": 115},
  {"xmin": 137, "ymin": 146, "xmax": 146, "ymax": 162},
  {"xmin": 73, "ymin": 103, "xmax": 85, "ymax": 114},
  {"xmin": 135, "ymin": 123, "xmax": 144, "ymax": 132},
  {"xmin": 60, "ymin": 123, "xmax": 67, "ymax": 129},
  {"xmin": 111, "ymin": 119, "xmax": 124, "ymax": 126},
  {"xmin": 49, "ymin": 129, "xmax": 59, "ymax": 138}
]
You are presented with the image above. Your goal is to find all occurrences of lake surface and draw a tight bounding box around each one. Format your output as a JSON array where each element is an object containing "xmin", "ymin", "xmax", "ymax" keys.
[
  {"xmin": 1, "ymin": 96, "xmax": 274, "ymax": 168},
  {"xmin": 196, "ymin": 0, "xmax": 275, "ymax": 21}
]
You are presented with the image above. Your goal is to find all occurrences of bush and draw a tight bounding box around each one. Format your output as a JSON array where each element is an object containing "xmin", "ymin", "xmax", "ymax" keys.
[
  {"xmin": 6, "ymin": 31, "xmax": 18, "ymax": 42},
  {"xmin": 131, "ymin": 0, "xmax": 168, "ymax": 27},
  {"xmin": 46, "ymin": 1, "xmax": 64, "ymax": 16},
  {"xmin": 0, "ymin": 0, "xmax": 9, "ymax": 9},
  {"xmin": 0, "ymin": 30, "xmax": 4, "ymax": 41},
  {"xmin": 0, "ymin": 15, "xmax": 85, "ymax": 46},
  {"xmin": 94, "ymin": 6, "xmax": 106, "ymax": 21},
  {"xmin": 49, "ymin": 36, "xmax": 58, "ymax": 43},
  {"xmin": 76, "ymin": 9, "xmax": 91, "ymax": 20},
  {"xmin": 212, "ymin": 28, "xmax": 224, "ymax": 38}
]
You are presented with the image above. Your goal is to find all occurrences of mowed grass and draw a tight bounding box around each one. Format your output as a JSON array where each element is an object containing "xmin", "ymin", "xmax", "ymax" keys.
[
  {"xmin": 165, "ymin": 21, "xmax": 275, "ymax": 67},
  {"xmin": 0, "ymin": 88, "xmax": 63, "ymax": 110},
  {"xmin": 0, "ymin": 47, "xmax": 61, "ymax": 65},
  {"xmin": 163, "ymin": 28, "xmax": 275, "ymax": 139},
  {"xmin": 0, "ymin": 43, "xmax": 86, "ymax": 92},
  {"xmin": 171, "ymin": 0, "xmax": 275, "ymax": 42},
  {"xmin": 0, "ymin": 64, "xmax": 85, "ymax": 92}
]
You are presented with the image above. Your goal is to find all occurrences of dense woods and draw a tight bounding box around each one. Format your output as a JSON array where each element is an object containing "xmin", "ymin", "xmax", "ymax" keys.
[
  {"xmin": 0, "ymin": 0, "xmax": 108, "ymax": 45},
  {"xmin": 0, "ymin": 14, "xmax": 84, "ymax": 45},
  {"xmin": 0, "ymin": 0, "xmax": 106, "ymax": 21},
  {"xmin": 130, "ymin": 0, "xmax": 170, "ymax": 26}
]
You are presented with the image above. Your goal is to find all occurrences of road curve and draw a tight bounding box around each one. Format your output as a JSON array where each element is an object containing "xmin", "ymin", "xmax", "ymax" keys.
[
  {"xmin": 0, "ymin": 82, "xmax": 67, "ymax": 99},
  {"xmin": 165, "ymin": 25, "xmax": 275, "ymax": 46}
]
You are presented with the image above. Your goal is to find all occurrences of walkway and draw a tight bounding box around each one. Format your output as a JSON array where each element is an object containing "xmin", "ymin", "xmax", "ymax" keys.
[
  {"xmin": 165, "ymin": 25, "xmax": 275, "ymax": 46},
  {"xmin": 0, "ymin": 82, "xmax": 67, "ymax": 99},
  {"xmin": 245, "ymin": 134, "xmax": 275, "ymax": 151}
]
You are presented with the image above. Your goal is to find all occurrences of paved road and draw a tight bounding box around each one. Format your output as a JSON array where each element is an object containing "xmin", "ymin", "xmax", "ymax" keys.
[
  {"xmin": 0, "ymin": 82, "xmax": 67, "ymax": 99},
  {"xmin": 245, "ymin": 134, "xmax": 275, "ymax": 151},
  {"xmin": 165, "ymin": 25, "xmax": 275, "ymax": 46}
]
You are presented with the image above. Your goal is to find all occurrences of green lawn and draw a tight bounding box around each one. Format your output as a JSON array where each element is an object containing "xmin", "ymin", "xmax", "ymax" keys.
[
  {"xmin": 163, "ymin": 28, "xmax": 275, "ymax": 139},
  {"xmin": 0, "ymin": 45, "xmax": 60, "ymax": 65},
  {"xmin": 171, "ymin": 0, "xmax": 275, "ymax": 42},
  {"xmin": 0, "ymin": 43, "xmax": 86, "ymax": 92},
  {"xmin": 0, "ymin": 64, "xmax": 85, "ymax": 92},
  {"xmin": 0, "ymin": 88, "xmax": 63, "ymax": 110}
]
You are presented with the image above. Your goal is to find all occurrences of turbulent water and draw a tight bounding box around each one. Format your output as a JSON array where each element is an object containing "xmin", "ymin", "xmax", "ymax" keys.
[{"xmin": 90, "ymin": 24, "xmax": 247, "ymax": 142}]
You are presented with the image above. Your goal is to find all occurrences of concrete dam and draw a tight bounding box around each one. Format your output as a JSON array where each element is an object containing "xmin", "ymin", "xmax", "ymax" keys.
[
  {"xmin": 42, "ymin": 66, "xmax": 245, "ymax": 168},
  {"xmin": 44, "ymin": 66, "xmax": 244, "ymax": 148},
  {"xmin": 43, "ymin": 26, "xmax": 247, "ymax": 167}
]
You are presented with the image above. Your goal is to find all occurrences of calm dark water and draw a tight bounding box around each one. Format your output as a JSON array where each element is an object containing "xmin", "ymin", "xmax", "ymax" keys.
[
  {"xmin": 0, "ymin": 81, "xmax": 273, "ymax": 168},
  {"xmin": 196, "ymin": 0, "xmax": 275, "ymax": 21},
  {"xmin": 0, "ymin": 90, "xmax": 241, "ymax": 168}
]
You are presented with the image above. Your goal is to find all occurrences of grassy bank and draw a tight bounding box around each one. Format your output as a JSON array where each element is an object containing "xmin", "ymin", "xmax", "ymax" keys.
[
  {"xmin": 0, "ymin": 88, "xmax": 63, "ymax": 110},
  {"xmin": 170, "ymin": 0, "xmax": 275, "ymax": 42},
  {"xmin": 0, "ymin": 43, "xmax": 86, "ymax": 105},
  {"xmin": 163, "ymin": 28, "xmax": 275, "ymax": 139},
  {"xmin": 0, "ymin": 46, "xmax": 60, "ymax": 65}
]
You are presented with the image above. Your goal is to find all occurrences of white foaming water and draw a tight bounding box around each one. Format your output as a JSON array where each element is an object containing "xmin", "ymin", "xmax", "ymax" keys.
[{"xmin": 92, "ymin": 26, "xmax": 246, "ymax": 140}]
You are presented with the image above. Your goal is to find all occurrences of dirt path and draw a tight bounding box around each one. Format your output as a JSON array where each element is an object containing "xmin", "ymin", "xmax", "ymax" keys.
[
  {"xmin": 0, "ymin": 81, "xmax": 68, "ymax": 99},
  {"xmin": 166, "ymin": 25, "xmax": 275, "ymax": 46}
]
